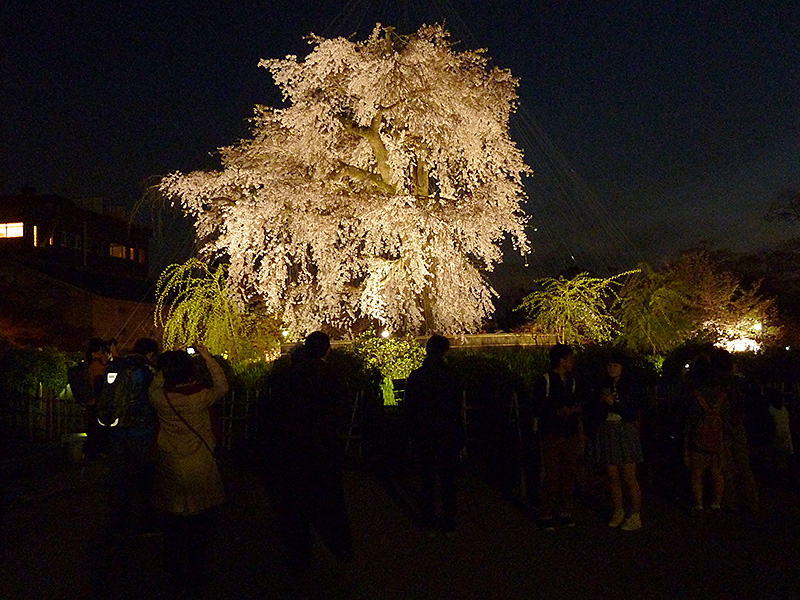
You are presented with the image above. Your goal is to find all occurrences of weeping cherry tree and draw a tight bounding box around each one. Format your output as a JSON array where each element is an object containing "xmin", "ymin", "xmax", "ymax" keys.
[{"xmin": 160, "ymin": 23, "xmax": 530, "ymax": 336}]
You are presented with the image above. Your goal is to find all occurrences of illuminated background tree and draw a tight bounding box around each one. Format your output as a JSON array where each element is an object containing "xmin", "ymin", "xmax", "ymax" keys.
[{"xmin": 161, "ymin": 24, "xmax": 530, "ymax": 336}]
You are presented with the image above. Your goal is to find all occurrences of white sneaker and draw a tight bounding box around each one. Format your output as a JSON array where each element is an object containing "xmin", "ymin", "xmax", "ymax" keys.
[
  {"xmin": 621, "ymin": 513, "xmax": 641, "ymax": 531},
  {"xmin": 608, "ymin": 510, "xmax": 625, "ymax": 527}
]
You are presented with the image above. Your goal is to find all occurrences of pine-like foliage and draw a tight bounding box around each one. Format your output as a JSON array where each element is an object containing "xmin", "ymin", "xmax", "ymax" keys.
[{"xmin": 160, "ymin": 24, "xmax": 530, "ymax": 336}]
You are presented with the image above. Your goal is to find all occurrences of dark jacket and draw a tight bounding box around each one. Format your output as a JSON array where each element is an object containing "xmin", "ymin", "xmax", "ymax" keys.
[
  {"xmin": 98, "ymin": 353, "xmax": 157, "ymax": 430},
  {"xmin": 534, "ymin": 370, "xmax": 581, "ymax": 438},
  {"xmin": 594, "ymin": 375, "xmax": 641, "ymax": 424},
  {"xmin": 404, "ymin": 356, "xmax": 466, "ymax": 451},
  {"xmin": 281, "ymin": 356, "xmax": 347, "ymax": 462}
]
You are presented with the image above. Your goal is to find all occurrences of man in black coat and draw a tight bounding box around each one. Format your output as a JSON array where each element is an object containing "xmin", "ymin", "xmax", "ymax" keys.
[
  {"xmin": 276, "ymin": 331, "xmax": 353, "ymax": 571},
  {"xmin": 404, "ymin": 334, "xmax": 465, "ymax": 533}
]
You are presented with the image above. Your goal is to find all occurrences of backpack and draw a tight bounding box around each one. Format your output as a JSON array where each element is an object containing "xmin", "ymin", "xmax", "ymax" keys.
[
  {"xmin": 96, "ymin": 356, "xmax": 155, "ymax": 429},
  {"xmin": 67, "ymin": 362, "xmax": 92, "ymax": 405},
  {"xmin": 691, "ymin": 389, "xmax": 725, "ymax": 454}
]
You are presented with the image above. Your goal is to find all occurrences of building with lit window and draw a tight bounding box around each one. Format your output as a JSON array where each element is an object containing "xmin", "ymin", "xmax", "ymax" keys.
[
  {"xmin": 0, "ymin": 189, "xmax": 150, "ymax": 291},
  {"xmin": 0, "ymin": 189, "xmax": 161, "ymax": 351}
]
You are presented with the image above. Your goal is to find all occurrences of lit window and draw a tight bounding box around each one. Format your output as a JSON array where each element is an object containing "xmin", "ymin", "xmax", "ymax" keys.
[
  {"xmin": 110, "ymin": 243, "xmax": 126, "ymax": 258},
  {"xmin": 0, "ymin": 222, "xmax": 23, "ymax": 238},
  {"xmin": 137, "ymin": 248, "xmax": 147, "ymax": 264}
]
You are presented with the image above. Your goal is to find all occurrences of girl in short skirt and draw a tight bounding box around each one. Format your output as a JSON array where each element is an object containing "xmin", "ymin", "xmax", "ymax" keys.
[{"xmin": 595, "ymin": 354, "xmax": 643, "ymax": 530}]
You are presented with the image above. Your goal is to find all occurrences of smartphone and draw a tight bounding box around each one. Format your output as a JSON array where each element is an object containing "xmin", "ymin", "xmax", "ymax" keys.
[{"xmin": 186, "ymin": 347, "xmax": 196, "ymax": 355}]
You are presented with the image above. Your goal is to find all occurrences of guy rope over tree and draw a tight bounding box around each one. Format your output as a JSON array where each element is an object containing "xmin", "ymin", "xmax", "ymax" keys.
[{"xmin": 160, "ymin": 23, "xmax": 530, "ymax": 337}]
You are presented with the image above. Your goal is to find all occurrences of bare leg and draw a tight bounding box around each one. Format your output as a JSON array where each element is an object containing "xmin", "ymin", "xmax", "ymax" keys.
[
  {"xmin": 620, "ymin": 463, "xmax": 641, "ymax": 514},
  {"xmin": 691, "ymin": 465, "xmax": 706, "ymax": 508},
  {"xmin": 606, "ymin": 465, "xmax": 623, "ymax": 513}
]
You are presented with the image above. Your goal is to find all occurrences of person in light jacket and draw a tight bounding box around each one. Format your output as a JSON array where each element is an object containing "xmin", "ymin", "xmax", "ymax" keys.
[{"xmin": 149, "ymin": 344, "xmax": 228, "ymax": 593}]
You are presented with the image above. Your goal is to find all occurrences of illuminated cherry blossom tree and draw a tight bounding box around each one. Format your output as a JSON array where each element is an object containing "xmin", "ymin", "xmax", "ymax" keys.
[{"xmin": 161, "ymin": 24, "xmax": 530, "ymax": 336}]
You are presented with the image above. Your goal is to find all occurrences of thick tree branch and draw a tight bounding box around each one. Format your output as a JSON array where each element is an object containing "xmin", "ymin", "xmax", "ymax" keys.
[
  {"xmin": 337, "ymin": 112, "xmax": 394, "ymax": 190},
  {"xmin": 414, "ymin": 157, "xmax": 429, "ymax": 198},
  {"xmin": 329, "ymin": 160, "xmax": 396, "ymax": 194}
]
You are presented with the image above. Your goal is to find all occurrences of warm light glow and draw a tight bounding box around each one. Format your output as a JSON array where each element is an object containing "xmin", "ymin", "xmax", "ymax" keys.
[
  {"xmin": 721, "ymin": 337, "xmax": 760, "ymax": 353},
  {"xmin": 381, "ymin": 330, "xmax": 390, "ymax": 338},
  {"xmin": 753, "ymin": 322, "xmax": 763, "ymax": 332},
  {"xmin": 33, "ymin": 225, "xmax": 38, "ymax": 246},
  {"xmin": 0, "ymin": 222, "xmax": 23, "ymax": 238}
]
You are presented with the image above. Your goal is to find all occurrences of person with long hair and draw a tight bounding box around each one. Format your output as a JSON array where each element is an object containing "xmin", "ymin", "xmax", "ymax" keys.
[
  {"xmin": 149, "ymin": 344, "xmax": 228, "ymax": 594},
  {"xmin": 594, "ymin": 354, "xmax": 644, "ymax": 530}
]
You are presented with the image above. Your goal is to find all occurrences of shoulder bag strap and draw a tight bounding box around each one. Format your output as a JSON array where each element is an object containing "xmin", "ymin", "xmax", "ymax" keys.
[{"xmin": 164, "ymin": 392, "xmax": 217, "ymax": 459}]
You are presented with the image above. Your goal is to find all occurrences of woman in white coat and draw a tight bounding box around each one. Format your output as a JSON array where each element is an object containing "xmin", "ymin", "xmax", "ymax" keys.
[{"xmin": 149, "ymin": 344, "xmax": 228, "ymax": 592}]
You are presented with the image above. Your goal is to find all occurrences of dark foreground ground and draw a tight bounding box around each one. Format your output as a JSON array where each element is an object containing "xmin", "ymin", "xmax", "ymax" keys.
[{"xmin": 1, "ymin": 444, "xmax": 799, "ymax": 600}]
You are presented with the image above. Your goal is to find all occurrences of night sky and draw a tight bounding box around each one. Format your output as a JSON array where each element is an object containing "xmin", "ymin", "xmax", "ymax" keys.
[{"xmin": 2, "ymin": 0, "xmax": 799, "ymax": 277}]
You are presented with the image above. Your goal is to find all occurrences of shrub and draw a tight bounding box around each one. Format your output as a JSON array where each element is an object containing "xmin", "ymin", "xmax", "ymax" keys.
[
  {"xmin": 345, "ymin": 331, "xmax": 424, "ymax": 404},
  {"xmin": 226, "ymin": 358, "xmax": 274, "ymax": 390},
  {"xmin": 0, "ymin": 346, "xmax": 73, "ymax": 395}
]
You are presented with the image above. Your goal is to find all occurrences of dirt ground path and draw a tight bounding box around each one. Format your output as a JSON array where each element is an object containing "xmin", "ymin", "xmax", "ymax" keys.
[{"xmin": 2, "ymin": 454, "xmax": 799, "ymax": 599}]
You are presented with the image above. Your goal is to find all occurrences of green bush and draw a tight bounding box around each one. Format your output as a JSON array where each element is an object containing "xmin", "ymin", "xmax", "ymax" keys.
[
  {"xmin": 447, "ymin": 350, "xmax": 520, "ymax": 396},
  {"xmin": 466, "ymin": 346, "xmax": 549, "ymax": 394},
  {"xmin": 0, "ymin": 346, "xmax": 74, "ymax": 395},
  {"xmin": 226, "ymin": 358, "xmax": 274, "ymax": 390},
  {"xmin": 345, "ymin": 331, "xmax": 424, "ymax": 404},
  {"xmin": 326, "ymin": 348, "xmax": 381, "ymax": 403}
]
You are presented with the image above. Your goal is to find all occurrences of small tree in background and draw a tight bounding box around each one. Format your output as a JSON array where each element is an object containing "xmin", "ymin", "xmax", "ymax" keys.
[
  {"xmin": 614, "ymin": 263, "xmax": 695, "ymax": 355},
  {"xmin": 347, "ymin": 329, "xmax": 425, "ymax": 404},
  {"xmin": 155, "ymin": 259, "xmax": 280, "ymax": 361},
  {"xmin": 615, "ymin": 253, "xmax": 778, "ymax": 355},
  {"xmin": 669, "ymin": 252, "xmax": 778, "ymax": 351},
  {"xmin": 515, "ymin": 271, "xmax": 634, "ymax": 344}
]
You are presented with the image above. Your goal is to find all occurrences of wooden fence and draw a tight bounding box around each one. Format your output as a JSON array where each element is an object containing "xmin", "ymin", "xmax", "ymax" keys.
[
  {"xmin": 0, "ymin": 387, "xmax": 85, "ymax": 445},
  {"xmin": 1, "ymin": 380, "xmax": 797, "ymax": 464},
  {"xmin": 0, "ymin": 386, "xmax": 268, "ymax": 459}
]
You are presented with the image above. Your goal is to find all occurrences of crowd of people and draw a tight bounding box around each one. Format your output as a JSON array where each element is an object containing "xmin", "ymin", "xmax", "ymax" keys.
[
  {"xmin": 72, "ymin": 333, "xmax": 795, "ymax": 595},
  {"xmin": 76, "ymin": 332, "xmax": 358, "ymax": 595},
  {"xmin": 518, "ymin": 343, "xmax": 795, "ymax": 532},
  {"xmin": 75, "ymin": 337, "xmax": 229, "ymax": 595}
]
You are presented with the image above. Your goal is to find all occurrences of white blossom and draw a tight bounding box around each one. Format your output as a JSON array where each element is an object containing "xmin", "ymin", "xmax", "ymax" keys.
[{"xmin": 161, "ymin": 24, "xmax": 531, "ymax": 335}]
